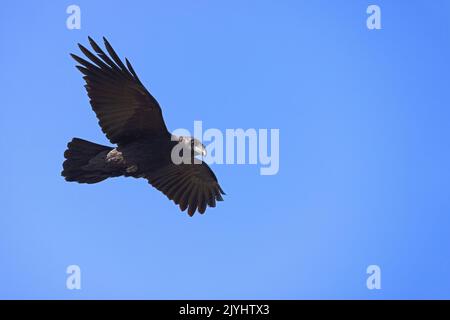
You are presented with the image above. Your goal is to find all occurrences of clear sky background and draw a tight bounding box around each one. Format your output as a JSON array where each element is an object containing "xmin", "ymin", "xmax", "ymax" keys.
[{"xmin": 1, "ymin": 0, "xmax": 450, "ymax": 299}]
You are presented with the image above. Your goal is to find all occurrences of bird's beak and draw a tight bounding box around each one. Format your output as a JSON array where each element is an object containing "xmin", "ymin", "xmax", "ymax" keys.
[{"xmin": 194, "ymin": 145, "xmax": 207, "ymax": 157}]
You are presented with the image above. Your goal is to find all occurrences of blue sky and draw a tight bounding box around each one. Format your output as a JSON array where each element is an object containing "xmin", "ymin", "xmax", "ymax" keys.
[{"xmin": 1, "ymin": 0, "xmax": 450, "ymax": 299}]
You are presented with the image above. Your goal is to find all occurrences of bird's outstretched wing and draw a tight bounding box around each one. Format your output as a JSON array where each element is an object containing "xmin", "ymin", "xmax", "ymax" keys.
[
  {"xmin": 71, "ymin": 37, "xmax": 170, "ymax": 145},
  {"xmin": 145, "ymin": 161, "xmax": 225, "ymax": 216}
]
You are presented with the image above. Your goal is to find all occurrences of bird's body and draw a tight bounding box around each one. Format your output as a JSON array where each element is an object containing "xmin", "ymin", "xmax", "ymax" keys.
[{"xmin": 62, "ymin": 37, "xmax": 225, "ymax": 216}]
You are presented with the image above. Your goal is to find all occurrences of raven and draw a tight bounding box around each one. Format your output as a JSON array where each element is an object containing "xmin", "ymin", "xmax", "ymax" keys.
[{"xmin": 62, "ymin": 37, "xmax": 225, "ymax": 216}]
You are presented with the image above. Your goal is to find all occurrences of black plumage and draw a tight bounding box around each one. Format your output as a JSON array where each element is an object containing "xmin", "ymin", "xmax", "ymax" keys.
[{"xmin": 62, "ymin": 37, "xmax": 225, "ymax": 216}]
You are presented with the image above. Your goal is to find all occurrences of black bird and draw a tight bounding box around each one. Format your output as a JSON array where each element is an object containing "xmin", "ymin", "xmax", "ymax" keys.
[{"xmin": 62, "ymin": 37, "xmax": 225, "ymax": 216}]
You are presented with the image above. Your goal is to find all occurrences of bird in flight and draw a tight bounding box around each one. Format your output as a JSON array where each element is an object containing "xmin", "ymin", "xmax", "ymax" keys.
[{"xmin": 62, "ymin": 37, "xmax": 225, "ymax": 216}]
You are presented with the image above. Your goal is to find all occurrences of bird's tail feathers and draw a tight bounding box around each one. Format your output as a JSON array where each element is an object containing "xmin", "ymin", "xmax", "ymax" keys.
[{"xmin": 62, "ymin": 138, "xmax": 113, "ymax": 184}]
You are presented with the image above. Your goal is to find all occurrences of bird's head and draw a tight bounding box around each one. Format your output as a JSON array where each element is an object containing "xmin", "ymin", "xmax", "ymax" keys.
[{"xmin": 178, "ymin": 136, "xmax": 207, "ymax": 157}]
